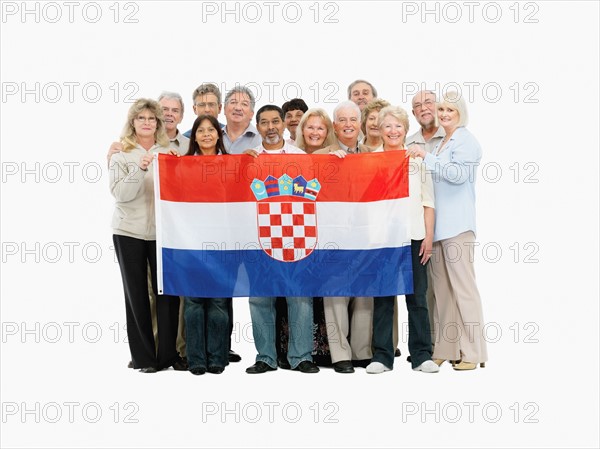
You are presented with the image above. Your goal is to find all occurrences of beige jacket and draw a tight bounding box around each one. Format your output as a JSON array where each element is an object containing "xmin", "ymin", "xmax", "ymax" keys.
[
  {"xmin": 313, "ymin": 140, "xmax": 371, "ymax": 154},
  {"xmin": 109, "ymin": 144, "xmax": 169, "ymax": 240}
]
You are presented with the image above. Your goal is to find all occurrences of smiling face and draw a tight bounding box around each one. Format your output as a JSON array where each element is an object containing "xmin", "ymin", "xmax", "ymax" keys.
[
  {"xmin": 412, "ymin": 91, "xmax": 437, "ymax": 129},
  {"xmin": 194, "ymin": 118, "xmax": 219, "ymax": 154},
  {"xmin": 257, "ymin": 110, "xmax": 285, "ymax": 147},
  {"xmin": 380, "ymin": 114, "xmax": 407, "ymax": 150},
  {"xmin": 284, "ymin": 109, "xmax": 304, "ymax": 140},
  {"xmin": 133, "ymin": 109, "xmax": 157, "ymax": 139},
  {"xmin": 350, "ymin": 82, "xmax": 374, "ymax": 111},
  {"xmin": 160, "ymin": 98, "xmax": 183, "ymax": 136},
  {"xmin": 302, "ymin": 115, "xmax": 328, "ymax": 152},
  {"xmin": 437, "ymin": 102, "xmax": 460, "ymax": 132},
  {"xmin": 333, "ymin": 106, "xmax": 360, "ymax": 146},
  {"xmin": 365, "ymin": 110, "xmax": 380, "ymax": 140},
  {"xmin": 224, "ymin": 92, "xmax": 253, "ymax": 127}
]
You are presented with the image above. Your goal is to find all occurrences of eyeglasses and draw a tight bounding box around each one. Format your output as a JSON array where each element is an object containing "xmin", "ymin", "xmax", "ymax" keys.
[
  {"xmin": 135, "ymin": 116, "xmax": 157, "ymax": 123},
  {"xmin": 413, "ymin": 99, "xmax": 435, "ymax": 111},
  {"xmin": 227, "ymin": 99, "xmax": 251, "ymax": 109},
  {"xmin": 195, "ymin": 102, "xmax": 218, "ymax": 109}
]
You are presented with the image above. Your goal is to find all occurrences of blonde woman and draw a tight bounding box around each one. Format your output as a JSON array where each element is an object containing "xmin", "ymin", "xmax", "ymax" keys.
[
  {"xmin": 406, "ymin": 92, "xmax": 488, "ymax": 370},
  {"xmin": 110, "ymin": 98, "xmax": 182, "ymax": 373},
  {"xmin": 360, "ymin": 99, "xmax": 390, "ymax": 151},
  {"xmin": 295, "ymin": 108, "xmax": 336, "ymax": 154}
]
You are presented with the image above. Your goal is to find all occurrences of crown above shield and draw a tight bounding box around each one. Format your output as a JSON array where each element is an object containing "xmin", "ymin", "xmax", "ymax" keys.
[{"xmin": 251, "ymin": 174, "xmax": 321, "ymax": 201}]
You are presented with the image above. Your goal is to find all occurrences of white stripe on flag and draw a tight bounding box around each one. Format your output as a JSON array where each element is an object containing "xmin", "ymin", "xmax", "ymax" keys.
[{"xmin": 159, "ymin": 199, "xmax": 410, "ymax": 250}]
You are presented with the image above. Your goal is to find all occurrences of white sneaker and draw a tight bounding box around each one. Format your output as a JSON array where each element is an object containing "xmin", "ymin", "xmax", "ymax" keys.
[
  {"xmin": 366, "ymin": 361, "xmax": 391, "ymax": 374},
  {"xmin": 413, "ymin": 360, "xmax": 440, "ymax": 373}
]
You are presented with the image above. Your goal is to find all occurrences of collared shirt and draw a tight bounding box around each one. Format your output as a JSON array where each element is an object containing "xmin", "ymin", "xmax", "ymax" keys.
[
  {"xmin": 223, "ymin": 123, "xmax": 263, "ymax": 154},
  {"xmin": 254, "ymin": 141, "xmax": 306, "ymax": 154},
  {"xmin": 169, "ymin": 130, "xmax": 189, "ymax": 154},
  {"xmin": 406, "ymin": 126, "xmax": 445, "ymax": 154},
  {"xmin": 423, "ymin": 127, "xmax": 482, "ymax": 242},
  {"xmin": 373, "ymin": 146, "xmax": 434, "ymax": 240},
  {"xmin": 285, "ymin": 138, "xmax": 296, "ymax": 146}
]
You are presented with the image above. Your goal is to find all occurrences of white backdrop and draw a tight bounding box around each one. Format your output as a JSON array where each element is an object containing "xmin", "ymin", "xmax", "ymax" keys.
[{"xmin": 1, "ymin": 1, "xmax": 598, "ymax": 447}]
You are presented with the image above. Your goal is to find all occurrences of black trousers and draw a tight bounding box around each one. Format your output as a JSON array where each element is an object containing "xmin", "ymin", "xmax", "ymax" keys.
[{"xmin": 113, "ymin": 235, "xmax": 179, "ymax": 370}]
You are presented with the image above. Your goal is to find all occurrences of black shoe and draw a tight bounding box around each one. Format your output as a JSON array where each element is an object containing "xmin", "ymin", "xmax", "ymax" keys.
[
  {"xmin": 352, "ymin": 359, "xmax": 371, "ymax": 368},
  {"xmin": 172, "ymin": 358, "xmax": 188, "ymax": 371},
  {"xmin": 208, "ymin": 366, "xmax": 224, "ymax": 374},
  {"xmin": 294, "ymin": 360, "xmax": 320, "ymax": 373},
  {"xmin": 139, "ymin": 367, "xmax": 157, "ymax": 373},
  {"xmin": 332, "ymin": 360, "xmax": 355, "ymax": 373},
  {"xmin": 127, "ymin": 360, "xmax": 134, "ymax": 369},
  {"xmin": 190, "ymin": 367, "xmax": 206, "ymax": 375},
  {"xmin": 395, "ymin": 348, "xmax": 401, "ymax": 357},
  {"xmin": 277, "ymin": 358, "xmax": 291, "ymax": 370},
  {"xmin": 406, "ymin": 355, "xmax": 412, "ymax": 363},
  {"xmin": 246, "ymin": 361, "xmax": 277, "ymax": 374},
  {"xmin": 228, "ymin": 350, "xmax": 242, "ymax": 363}
]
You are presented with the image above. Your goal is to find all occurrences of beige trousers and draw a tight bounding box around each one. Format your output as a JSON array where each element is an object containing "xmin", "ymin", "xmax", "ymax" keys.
[
  {"xmin": 324, "ymin": 297, "xmax": 374, "ymax": 362},
  {"xmin": 430, "ymin": 231, "xmax": 488, "ymax": 363}
]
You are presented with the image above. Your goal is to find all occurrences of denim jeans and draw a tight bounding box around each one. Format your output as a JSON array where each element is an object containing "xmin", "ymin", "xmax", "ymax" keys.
[
  {"xmin": 184, "ymin": 297, "xmax": 230, "ymax": 370},
  {"xmin": 372, "ymin": 239, "xmax": 433, "ymax": 369},
  {"xmin": 249, "ymin": 296, "xmax": 313, "ymax": 369}
]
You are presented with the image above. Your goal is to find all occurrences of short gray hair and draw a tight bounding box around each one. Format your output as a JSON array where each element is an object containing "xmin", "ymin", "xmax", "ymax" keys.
[
  {"xmin": 224, "ymin": 85, "xmax": 256, "ymax": 111},
  {"xmin": 333, "ymin": 100, "xmax": 361, "ymax": 122},
  {"xmin": 158, "ymin": 91, "xmax": 184, "ymax": 113},
  {"xmin": 192, "ymin": 83, "xmax": 222, "ymax": 105},
  {"xmin": 347, "ymin": 79, "xmax": 378, "ymax": 99}
]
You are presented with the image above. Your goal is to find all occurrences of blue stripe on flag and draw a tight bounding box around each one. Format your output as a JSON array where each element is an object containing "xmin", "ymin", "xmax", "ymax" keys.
[{"xmin": 161, "ymin": 247, "xmax": 413, "ymax": 298}]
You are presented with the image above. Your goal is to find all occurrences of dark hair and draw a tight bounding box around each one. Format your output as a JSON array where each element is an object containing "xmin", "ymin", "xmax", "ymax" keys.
[
  {"xmin": 255, "ymin": 105, "xmax": 284, "ymax": 123},
  {"xmin": 186, "ymin": 115, "xmax": 227, "ymax": 155},
  {"xmin": 281, "ymin": 98, "xmax": 308, "ymax": 116}
]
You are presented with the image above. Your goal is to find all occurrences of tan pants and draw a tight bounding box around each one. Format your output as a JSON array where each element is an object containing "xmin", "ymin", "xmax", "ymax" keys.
[
  {"xmin": 324, "ymin": 297, "xmax": 373, "ymax": 362},
  {"xmin": 430, "ymin": 231, "xmax": 488, "ymax": 363}
]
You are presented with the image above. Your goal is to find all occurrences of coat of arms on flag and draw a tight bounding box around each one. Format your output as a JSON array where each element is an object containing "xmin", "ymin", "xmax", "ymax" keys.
[{"xmin": 251, "ymin": 175, "xmax": 322, "ymax": 262}]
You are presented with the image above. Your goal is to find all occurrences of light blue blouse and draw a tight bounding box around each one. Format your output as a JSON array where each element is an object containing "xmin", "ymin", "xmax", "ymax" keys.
[{"xmin": 423, "ymin": 127, "xmax": 482, "ymax": 242}]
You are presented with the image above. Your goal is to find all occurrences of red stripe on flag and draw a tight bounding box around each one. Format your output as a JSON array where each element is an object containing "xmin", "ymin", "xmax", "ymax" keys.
[{"xmin": 158, "ymin": 152, "xmax": 408, "ymax": 203}]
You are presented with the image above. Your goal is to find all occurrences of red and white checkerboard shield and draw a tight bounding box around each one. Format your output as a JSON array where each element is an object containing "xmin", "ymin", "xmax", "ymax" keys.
[{"xmin": 257, "ymin": 199, "xmax": 318, "ymax": 262}]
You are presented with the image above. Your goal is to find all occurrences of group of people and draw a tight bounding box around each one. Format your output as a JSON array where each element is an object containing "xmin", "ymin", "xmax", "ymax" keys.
[{"xmin": 108, "ymin": 79, "xmax": 488, "ymax": 376}]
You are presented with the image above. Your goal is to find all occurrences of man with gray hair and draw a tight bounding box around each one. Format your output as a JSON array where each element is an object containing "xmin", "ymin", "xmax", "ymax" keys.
[
  {"xmin": 348, "ymin": 79, "xmax": 378, "ymax": 111},
  {"xmin": 314, "ymin": 101, "xmax": 369, "ymax": 154},
  {"xmin": 222, "ymin": 85, "xmax": 262, "ymax": 154},
  {"xmin": 183, "ymin": 83, "xmax": 224, "ymax": 138},
  {"xmin": 157, "ymin": 91, "xmax": 189, "ymax": 153},
  {"xmin": 314, "ymin": 100, "xmax": 373, "ymax": 373},
  {"xmin": 406, "ymin": 89, "xmax": 445, "ymax": 354}
]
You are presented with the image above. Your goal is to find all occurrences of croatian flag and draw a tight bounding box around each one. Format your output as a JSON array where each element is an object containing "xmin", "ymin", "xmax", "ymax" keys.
[{"xmin": 154, "ymin": 152, "xmax": 413, "ymax": 298}]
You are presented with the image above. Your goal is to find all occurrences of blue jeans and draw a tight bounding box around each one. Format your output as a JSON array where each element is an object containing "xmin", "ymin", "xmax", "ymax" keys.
[
  {"xmin": 249, "ymin": 296, "xmax": 313, "ymax": 369},
  {"xmin": 372, "ymin": 239, "xmax": 433, "ymax": 369},
  {"xmin": 184, "ymin": 297, "xmax": 229, "ymax": 370}
]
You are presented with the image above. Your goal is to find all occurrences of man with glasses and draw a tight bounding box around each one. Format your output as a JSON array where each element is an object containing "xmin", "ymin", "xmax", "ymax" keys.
[
  {"xmin": 406, "ymin": 90, "xmax": 445, "ymax": 355},
  {"xmin": 183, "ymin": 83, "xmax": 225, "ymax": 138}
]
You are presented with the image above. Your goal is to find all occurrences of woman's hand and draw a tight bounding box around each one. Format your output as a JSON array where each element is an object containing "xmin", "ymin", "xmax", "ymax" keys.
[
  {"xmin": 139, "ymin": 153, "xmax": 153, "ymax": 171},
  {"xmin": 168, "ymin": 149, "xmax": 181, "ymax": 157},
  {"xmin": 406, "ymin": 144, "xmax": 425, "ymax": 159}
]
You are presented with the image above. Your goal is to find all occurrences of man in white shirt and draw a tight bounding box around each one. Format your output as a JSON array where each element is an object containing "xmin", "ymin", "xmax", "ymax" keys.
[{"xmin": 406, "ymin": 90, "xmax": 445, "ymax": 344}]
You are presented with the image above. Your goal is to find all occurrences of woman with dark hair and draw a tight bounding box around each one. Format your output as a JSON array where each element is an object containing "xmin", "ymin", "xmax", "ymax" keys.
[
  {"xmin": 183, "ymin": 114, "xmax": 230, "ymax": 375},
  {"xmin": 110, "ymin": 98, "xmax": 182, "ymax": 373}
]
